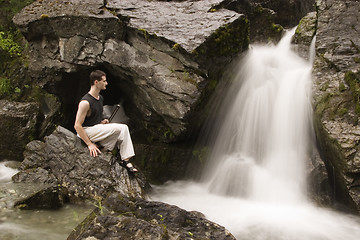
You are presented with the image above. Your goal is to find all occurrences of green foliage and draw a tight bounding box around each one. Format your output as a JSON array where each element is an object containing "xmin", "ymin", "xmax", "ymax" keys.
[
  {"xmin": 0, "ymin": 77, "xmax": 12, "ymax": 96},
  {"xmin": 0, "ymin": 31, "xmax": 22, "ymax": 56}
]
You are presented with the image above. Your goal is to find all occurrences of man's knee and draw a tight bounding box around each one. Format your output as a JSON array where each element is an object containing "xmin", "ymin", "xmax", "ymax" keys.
[
  {"xmin": 114, "ymin": 123, "xmax": 129, "ymax": 132},
  {"xmin": 110, "ymin": 127, "xmax": 121, "ymax": 136}
]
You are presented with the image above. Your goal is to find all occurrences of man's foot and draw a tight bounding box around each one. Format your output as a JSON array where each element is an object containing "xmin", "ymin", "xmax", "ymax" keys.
[{"xmin": 121, "ymin": 160, "xmax": 138, "ymax": 173}]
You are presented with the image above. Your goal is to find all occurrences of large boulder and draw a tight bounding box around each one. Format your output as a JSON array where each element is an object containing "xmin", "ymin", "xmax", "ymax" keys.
[
  {"xmin": 312, "ymin": 0, "xmax": 360, "ymax": 213},
  {"xmin": 12, "ymin": 0, "xmax": 249, "ymax": 143},
  {"xmin": 68, "ymin": 193, "xmax": 236, "ymax": 240},
  {"xmin": 12, "ymin": 126, "xmax": 149, "ymax": 203},
  {"xmin": 0, "ymin": 100, "xmax": 40, "ymax": 161}
]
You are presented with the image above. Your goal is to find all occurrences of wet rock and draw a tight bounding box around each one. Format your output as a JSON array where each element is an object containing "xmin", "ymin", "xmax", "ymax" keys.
[
  {"xmin": 312, "ymin": 0, "xmax": 360, "ymax": 213},
  {"xmin": 133, "ymin": 143, "xmax": 194, "ymax": 184},
  {"xmin": 13, "ymin": 126, "xmax": 150, "ymax": 203},
  {"xmin": 0, "ymin": 100, "xmax": 40, "ymax": 161},
  {"xmin": 14, "ymin": 185, "xmax": 64, "ymax": 210},
  {"xmin": 293, "ymin": 11, "xmax": 317, "ymax": 59},
  {"xmin": 68, "ymin": 193, "xmax": 236, "ymax": 240},
  {"xmin": 307, "ymin": 146, "xmax": 332, "ymax": 207}
]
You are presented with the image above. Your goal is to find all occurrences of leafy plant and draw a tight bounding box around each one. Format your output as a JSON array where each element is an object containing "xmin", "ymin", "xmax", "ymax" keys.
[
  {"xmin": 0, "ymin": 31, "xmax": 22, "ymax": 56},
  {"xmin": 0, "ymin": 77, "xmax": 12, "ymax": 95}
]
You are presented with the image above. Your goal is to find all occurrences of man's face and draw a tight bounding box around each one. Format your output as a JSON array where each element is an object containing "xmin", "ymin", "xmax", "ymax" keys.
[{"xmin": 96, "ymin": 76, "xmax": 108, "ymax": 90}]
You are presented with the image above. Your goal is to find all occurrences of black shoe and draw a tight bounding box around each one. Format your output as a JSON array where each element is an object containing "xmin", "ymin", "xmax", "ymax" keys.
[{"xmin": 120, "ymin": 160, "xmax": 138, "ymax": 173}]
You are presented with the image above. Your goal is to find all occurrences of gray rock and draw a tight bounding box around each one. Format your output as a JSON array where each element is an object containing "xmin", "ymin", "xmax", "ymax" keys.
[
  {"xmin": 0, "ymin": 100, "xmax": 40, "ymax": 161},
  {"xmin": 12, "ymin": 0, "xmax": 250, "ymax": 142},
  {"xmin": 108, "ymin": 0, "xmax": 241, "ymax": 52},
  {"xmin": 14, "ymin": 185, "xmax": 64, "ymax": 210},
  {"xmin": 67, "ymin": 193, "xmax": 236, "ymax": 240},
  {"xmin": 13, "ymin": 126, "xmax": 149, "ymax": 203},
  {"xmin": 312, "ymin": 0, "xmax": 360, "ymax": 212}
]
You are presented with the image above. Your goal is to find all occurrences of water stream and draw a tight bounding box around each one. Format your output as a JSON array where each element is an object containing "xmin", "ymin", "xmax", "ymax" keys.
[
  {"xmin": 0, "ymin": 161, "xmax": 93, "ymax": 240},
  {"xmin": 151, "ymin": 30, "xmax": 360, "ymax": 239}
]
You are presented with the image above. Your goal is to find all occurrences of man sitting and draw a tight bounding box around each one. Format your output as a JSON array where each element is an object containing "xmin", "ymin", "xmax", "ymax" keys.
[{"xmin": 74, "ymin": 70, "xmax": 137, "ymax": 173}]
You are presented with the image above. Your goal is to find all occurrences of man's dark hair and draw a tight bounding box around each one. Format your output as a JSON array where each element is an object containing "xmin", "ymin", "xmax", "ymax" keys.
[{"xmin": 89, "ymin": 70, "xmax": 106, "ymax": 85}]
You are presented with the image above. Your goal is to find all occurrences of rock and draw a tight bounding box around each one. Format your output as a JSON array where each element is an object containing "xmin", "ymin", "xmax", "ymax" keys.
[
  {"xmin": 14, "ymin": 185, "xmax": 64, "ymax": 210},
  {"xmin": 13, "ymin": 126, "xmax": 150, "ymax": 203},
  {"xmin": 245, "ymin": 0, "xmax": 315, "ymax": 27},
  {"xmin": 109, "ymin": 0, "xmax": 241, "ymax": 53},
  {"xmin": 307, "ymin": 146, "xmax": 332, "ymax": 207},
  {"xmin": 293, "ymin": 11, "xmax": 317, "ymax": 59},
  {"xmin": 0, "ymin": 100, "xmax": 40, "ymax": 161},
  {"xmin": 133, "ymin": 143, "xmax": 194, "ymax": 184},
  {"xmin": 12, "ymin": 0, "xmax": 250, "ymax": 143},
  {"xmin": 312, "ymin": 0, "xmax": 360, "ymax": 213},
  {"xmin": 67, "ymin": 193, "xmax": 236, "ymax": 240}
]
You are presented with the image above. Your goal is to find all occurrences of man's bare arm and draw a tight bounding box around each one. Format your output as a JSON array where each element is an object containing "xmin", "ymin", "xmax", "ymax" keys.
[{"xmin": 74, "ymin": 100, "xmax": 101, "ymax": 157}]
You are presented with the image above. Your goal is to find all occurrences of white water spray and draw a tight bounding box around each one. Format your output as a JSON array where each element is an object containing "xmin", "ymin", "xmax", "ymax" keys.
[
  {"xmin": 203, "ymin": 29, "xmax": 312, "ymax": 204},
  {"xmin": 151, "ymin": 30, "xmax": 360, "ymax": 239}
]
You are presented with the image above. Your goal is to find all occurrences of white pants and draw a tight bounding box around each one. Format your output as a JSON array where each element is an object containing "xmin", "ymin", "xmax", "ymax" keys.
[{"xmin": 84, "ymin": 123, "xmax": 135, "ymax": 160}]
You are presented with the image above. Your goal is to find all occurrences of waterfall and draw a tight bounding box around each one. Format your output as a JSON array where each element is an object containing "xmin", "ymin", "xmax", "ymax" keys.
[
  {"xmin": 151, "ymin": 29, "xmax": 360, "ymax": 240},
  {"xmin": 203, "ymin": 29, "xmax": 312, "ymax": 204}
]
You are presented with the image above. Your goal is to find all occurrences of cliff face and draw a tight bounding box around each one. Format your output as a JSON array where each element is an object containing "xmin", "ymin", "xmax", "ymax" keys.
[{"xmin": 311, "ymin": 0, "xmax": 360, "ymax": 212}]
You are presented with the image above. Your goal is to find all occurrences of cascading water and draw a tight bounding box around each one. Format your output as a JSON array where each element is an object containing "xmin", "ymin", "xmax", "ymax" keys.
[
  {"xmin": 202, "ymin": 29, "xmax": 314, "ymax": 205},
  {"xmin": 151, "ymin": 30, "xmax": 360, "ymax": 239}
]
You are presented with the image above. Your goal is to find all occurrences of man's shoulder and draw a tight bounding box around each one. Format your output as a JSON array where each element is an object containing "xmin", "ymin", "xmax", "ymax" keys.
[
  {"xmin": 81, "ymin": 93, "xmax": 91, "ymax": 101},
  {"xmin": 79, "ymin": 99, "xmax": 90, "ymax": 108}
]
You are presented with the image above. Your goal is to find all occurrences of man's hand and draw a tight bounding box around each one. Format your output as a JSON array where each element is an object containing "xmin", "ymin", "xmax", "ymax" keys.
[
  {"xmin": 101, "ymin": 119, "xmax": 109, "ymax": 124},
  {"xmin": 88, "ymin": 142, "xmax": 101, "ymax": 157}
]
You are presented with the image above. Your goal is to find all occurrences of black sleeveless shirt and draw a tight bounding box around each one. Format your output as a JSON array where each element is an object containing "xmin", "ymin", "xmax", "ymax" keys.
[{"xmin": 81, "ymin": 93, "xmax": 103, "ymax": 127}]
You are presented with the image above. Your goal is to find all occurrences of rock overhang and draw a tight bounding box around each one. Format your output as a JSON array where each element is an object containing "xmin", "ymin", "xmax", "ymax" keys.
[
  {"xmin": 107, "ymin": 0, "xmax": 243, "ymax": 53},
  {"xmin": 12, "ymin": 0, "xmax": 249, "ymax": 142}
]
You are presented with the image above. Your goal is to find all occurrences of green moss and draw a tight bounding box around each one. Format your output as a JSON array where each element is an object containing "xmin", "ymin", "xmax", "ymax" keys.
[
  {"xmin": 163, "ymin": 128, "xmax": 174, "ymax": 141},
  {"xmin": 15, "ymin": 203, "xmax": 28, "ymax": 209},
  {"xmin": 172, "ymin": 43, "xmax": 180, "ymax": 51},
  {"xmin": 138, "ymin": 28, "xmax": 148, "ymax": 41},
  {"xmin": 271, "ymin": 23, "xmax": 283, "ymax": 33},
  {"xmin": 40, "ymin": 14, "xmax": 49, "ymax": 19},
  {"xmin": 207, "ymin": 79, "xmax": 218, "ymax": 91},
  {"xmin": 339, "ymin": 82, "xmax": 346, "ymax": 92},
  {"xmin": 193, "ymin": 17, "xmax": 249, "ymax": 59},
  {"xmin": 315, "ymin": 92, "xmax": 333, "ymax": 115},
  {"xmin": 192, "ymin": 146, "xmax": 209, "ymax": 164},
  {"xmin": 338, "ymin": 107, "xmax": 348, "ymax": 116},
  {"xmin": 254, "ymin": 4, "xmax": 264, "ymax": 14},
  {"xmin": 0, "ymin": 77, "xmax": 13, "ymax": 96},
  {"xmin": 344, "ymin": 70, "xmax": 360, "ymax": 116}
]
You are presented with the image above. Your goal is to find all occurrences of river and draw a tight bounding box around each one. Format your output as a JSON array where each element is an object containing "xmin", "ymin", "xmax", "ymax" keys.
[{"xmin": 0, "ymin": 161, "xmax": 93, "ymax": 240}]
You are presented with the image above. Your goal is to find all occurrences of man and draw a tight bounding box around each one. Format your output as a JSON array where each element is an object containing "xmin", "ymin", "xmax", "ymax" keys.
[{"xmin": 74, "ymin": 70, "xmax": 137, "ymax": 173}]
